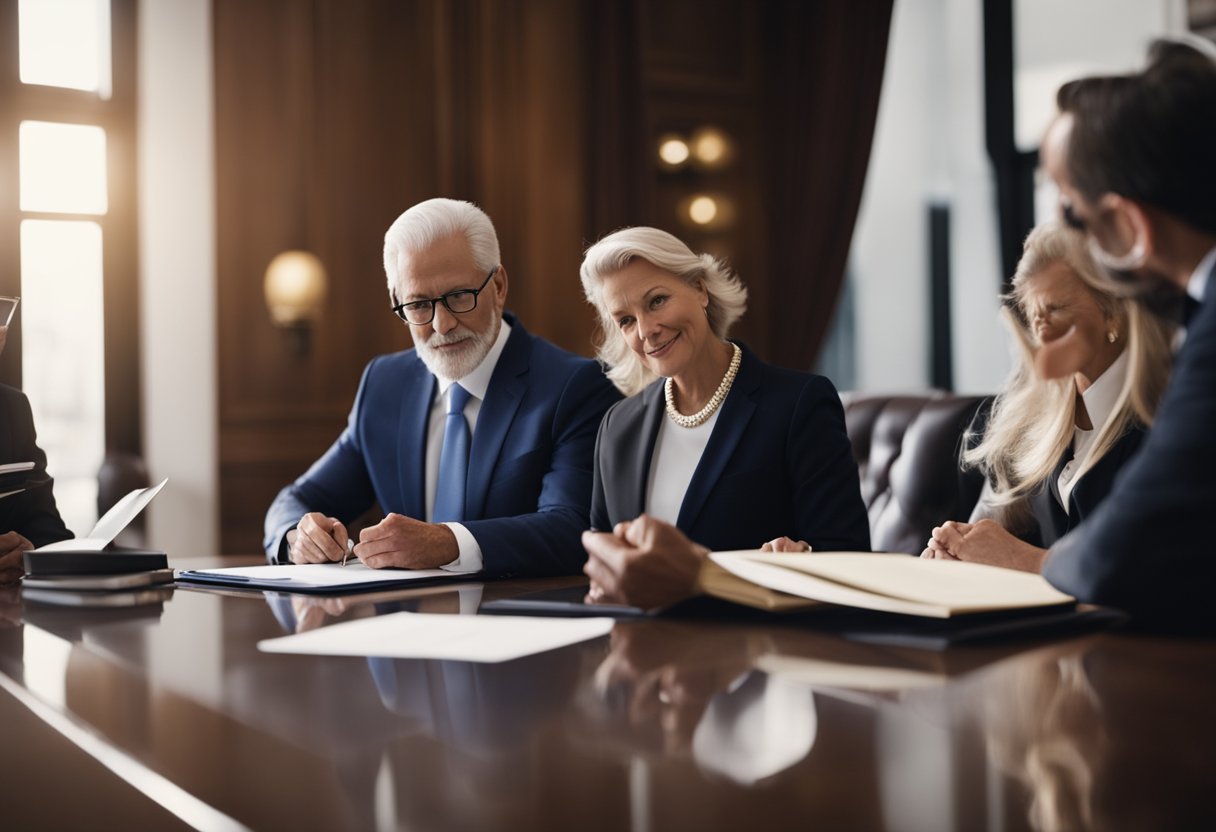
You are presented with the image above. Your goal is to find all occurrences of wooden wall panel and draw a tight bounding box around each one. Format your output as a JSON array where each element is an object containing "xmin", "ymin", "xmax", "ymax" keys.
[{"xmin": 215, "ymin": 0, "xmax": 592, "ymax": 553}]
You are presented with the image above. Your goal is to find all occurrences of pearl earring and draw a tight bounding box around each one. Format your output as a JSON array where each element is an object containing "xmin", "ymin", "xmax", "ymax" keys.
[{"xmin": 1108, "ymin": 330, "xmax": 1118, "ymax": 343}]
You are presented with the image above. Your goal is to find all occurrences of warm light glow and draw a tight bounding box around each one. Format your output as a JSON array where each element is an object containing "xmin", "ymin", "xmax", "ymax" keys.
[
  {"xmin": 690, "ymin": 127, "xmax": 733, "ymax": 169},
  {"xmin": 264, "ymin": 250, "xmax": 328, "ymax": 325},
  {"xmin": 19, "ymin": 0, "xmax": 112, "ymax": 97},
  {"xmin": 20, "ymin": 121, "xmax": 108, "ymax": 215},
  {"xmin": 21, "ymin": 219, "xmax": 106, "ymax": 535},
  {"xmin": 688, "ymin": 196, "xmax": 719, "ymax": 225},
  {"xmin": 658, "ymin": 134, "xmax": 691, "ymax": 167}
]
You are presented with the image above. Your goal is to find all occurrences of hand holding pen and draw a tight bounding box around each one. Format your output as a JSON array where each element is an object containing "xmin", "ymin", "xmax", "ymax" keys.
[{"xmin": 286, "ymin": 512, "xmax": 351, "ymax": 565}]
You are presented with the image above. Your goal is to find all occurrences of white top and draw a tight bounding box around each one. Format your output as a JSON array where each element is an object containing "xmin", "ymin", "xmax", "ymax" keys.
[
  {"xmin": 1189, "ymin": 245, "xmax": 1215, "ymax": 304},
  {"xmin": 644, "ymin": 405, "xmax": 721, "ymax": 525},
  {"xmin": 425, "ymin": 319, "xmax": 512, "ymax": 572},
  {"xmin": 1057, "ymin": 346, "xmax": 1128, "ymax": 512}
]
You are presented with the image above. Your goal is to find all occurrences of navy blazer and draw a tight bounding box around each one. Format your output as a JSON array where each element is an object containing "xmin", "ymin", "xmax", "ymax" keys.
[
  {"xmin": 1025, "ymin": 427, "xmax": 1146, "ymax": 549},
  {"xmin": 0, "ymin": 384, "xmax": 72, "ymax": 547},
  {"xmin": 263, "ymin": 315, "xmax": 621, "ymax": 576},
  {"xmin": 591, "ymin": 345, "xmax": 871, "ymax": 552},
  {"xmin": 1044, "ymin": 259, "xmax": 1216, "ymax": 630}
]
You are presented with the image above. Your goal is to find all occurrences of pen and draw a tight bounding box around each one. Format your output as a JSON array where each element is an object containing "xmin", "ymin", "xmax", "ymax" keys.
[{"xmin": 342, "ymin": 538, "xmax": 354, "ymax": 567}]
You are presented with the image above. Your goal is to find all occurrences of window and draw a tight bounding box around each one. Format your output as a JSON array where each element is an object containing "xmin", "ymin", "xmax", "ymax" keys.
[{"xmin": 0, "ymin": 0, "xmax": 139, "ymax": 534}]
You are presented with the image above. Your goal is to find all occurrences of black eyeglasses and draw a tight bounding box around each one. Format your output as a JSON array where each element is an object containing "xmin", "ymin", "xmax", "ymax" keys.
[{"xmin": 391, "ymin": 266, "xmax": 498, "ymax": 326}]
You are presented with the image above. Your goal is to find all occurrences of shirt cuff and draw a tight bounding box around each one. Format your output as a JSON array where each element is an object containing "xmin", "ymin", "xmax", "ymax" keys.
[{"xmin": 440, "ymin": 522, "xmax": 484, "ymax": 573}]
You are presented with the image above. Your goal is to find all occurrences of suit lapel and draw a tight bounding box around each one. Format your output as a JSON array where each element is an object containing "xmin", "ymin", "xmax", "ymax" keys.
[
  {"xmin": 676, "ymin": 345, "xmax": 758, "ymax": 532},
  {"xmin": 397, "ymin": 359, "xmax": 436, "ymax": 520},
  {"xmin": 465, "ymin": 324, "xmax": 529, "ymax": 519},
  {"xmin": 620, "ymin": 384, "xmax": 666, "ymax": 519}
]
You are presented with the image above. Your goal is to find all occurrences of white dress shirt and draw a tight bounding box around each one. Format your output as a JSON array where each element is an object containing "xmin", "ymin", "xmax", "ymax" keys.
[
  {"xmin": 1057, "ymin": 346, "xmax": 1128, "ymax": 512},
  {"xmin": 427, "ymin": 319, "xmax": 512, "ymax": 573},
  {"xmin": 645, "ymin": 405, "xmax": 721, "ymax": 525},
  {"xmin": 1189, "ymin": 246, "xmax": 1215, "ymax": 305}
]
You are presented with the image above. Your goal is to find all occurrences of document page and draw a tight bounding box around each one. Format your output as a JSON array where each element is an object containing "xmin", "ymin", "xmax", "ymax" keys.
[
  {"xmin": 258, "ymin": 612, "xmax": 614, "ymax": 663},
  {"xmin": 181, "ymin": 562, "xmax": 458, "ymax": 586}
]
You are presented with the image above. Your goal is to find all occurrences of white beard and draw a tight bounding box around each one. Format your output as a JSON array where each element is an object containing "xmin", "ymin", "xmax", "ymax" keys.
[{"xmin": 414, "ymin": 316, "xmax": 500, "ymax": 381}]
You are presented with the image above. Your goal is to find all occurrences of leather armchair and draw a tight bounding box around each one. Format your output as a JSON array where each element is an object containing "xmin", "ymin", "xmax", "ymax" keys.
[{"xmin": 841, "ymin": 393, "xmax": 989, "ymax": 555}]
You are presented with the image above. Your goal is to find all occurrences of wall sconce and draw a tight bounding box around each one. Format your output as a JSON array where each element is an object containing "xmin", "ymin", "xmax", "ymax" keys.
[
  {"xmin": 689, "ymin": 126, "xmax": 734, "ymax": 170},
  {"xmin": 263, "ymin": 249, "xmax": 327, "ymax": 354},
  {"xmin": 679, "ymin": 193, "xmax": 736, "ymax": 232},
  {"xmin": 657, "ymin": 132, "xmax": 691, "ymax": 170}
]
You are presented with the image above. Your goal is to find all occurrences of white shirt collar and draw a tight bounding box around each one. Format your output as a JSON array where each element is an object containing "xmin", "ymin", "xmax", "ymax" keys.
[
  {"xmin": 1079, "ymin": 345, "xmax": 1129, "ymax": 434},
  {"xmin": 434, "ymin": 318, "xmax": 512, "ymax": 401},
  {"xmin": 1189, "ymin": 246, "xmax": 1216, "ymax": 304}
]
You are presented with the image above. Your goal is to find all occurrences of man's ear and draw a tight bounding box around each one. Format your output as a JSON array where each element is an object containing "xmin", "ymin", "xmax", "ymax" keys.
[
  {"xmin": 1102, "ymin": 193, "xmax": 1156, "ymax": 260},
  {"xmin": 492, "ymin": 264, "xmax": 509, "ymax": 308}
]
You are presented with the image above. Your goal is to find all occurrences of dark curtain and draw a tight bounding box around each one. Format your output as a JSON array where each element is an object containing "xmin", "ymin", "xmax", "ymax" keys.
[{"xmin": 763, "ymin": 0, "xmax": 894, "ymax": 370}]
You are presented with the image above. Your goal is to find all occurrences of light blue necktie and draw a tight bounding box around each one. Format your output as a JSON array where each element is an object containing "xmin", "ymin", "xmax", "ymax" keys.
[{"xmin": 432, "ymin": 384, "xmax": 472, "ymax": 522}]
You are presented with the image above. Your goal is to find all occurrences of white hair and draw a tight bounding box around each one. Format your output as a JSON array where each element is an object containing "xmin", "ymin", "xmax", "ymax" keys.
[
  {"xmin": 382, "ymin": 198, "xmax": 501, "ymax": 300},
  {"xmin": 580, "ymin": 227, "xmax": 748, "ymax": 396}
]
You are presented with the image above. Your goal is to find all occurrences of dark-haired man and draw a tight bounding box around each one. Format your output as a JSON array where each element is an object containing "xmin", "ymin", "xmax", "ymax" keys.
[{"xmin": 935, "ymin": 40, "xmax": 1216, "ymax": 629}]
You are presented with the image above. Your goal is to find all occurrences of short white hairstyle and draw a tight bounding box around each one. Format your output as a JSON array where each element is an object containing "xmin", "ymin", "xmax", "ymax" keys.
[
  {"xmin": 580, "ymin": 227, "xmax": 748, "ymax": 396},
  {"xmin": 383, "ymin": 198, "xmax": 501, "ymax": 300}
]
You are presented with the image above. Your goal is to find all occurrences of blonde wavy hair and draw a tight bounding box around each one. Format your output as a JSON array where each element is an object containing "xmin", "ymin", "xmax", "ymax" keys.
[
  {"xmin": 964, "ymin": 221, "xmax": 1174, "ymax": 512},
  {"xmin": 580, "ymin": 227, "xmax": 748, "ymax": 396}
]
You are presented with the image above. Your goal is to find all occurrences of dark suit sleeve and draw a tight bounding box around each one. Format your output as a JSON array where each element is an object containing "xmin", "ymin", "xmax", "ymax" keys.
[
  {"xmin": 463, "ymin": 361, "xmax": 620, "ymax": 577},
  {"xmin": 1, "ymin": 386, "xmax": 72, "ymax": 547},
  {"xmin": 262, "ymin": 362, "xmax": 380, "ymax": 563},
  {"xmin": 1043, "ymin": 289, "xmax": 1216, "ymax": 631},
  {"xmin": 788, "ymin": 376, "xmax": 872, "ymax": 552},
  {"xmin": 589, "ymin": 404, "xmax": 614, "ymax": 534}
]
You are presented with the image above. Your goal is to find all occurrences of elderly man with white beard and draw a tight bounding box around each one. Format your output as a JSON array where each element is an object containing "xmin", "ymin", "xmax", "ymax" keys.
[{"xmin": 264, "ymin": 198, "xmax": 620, "ymax": 577}]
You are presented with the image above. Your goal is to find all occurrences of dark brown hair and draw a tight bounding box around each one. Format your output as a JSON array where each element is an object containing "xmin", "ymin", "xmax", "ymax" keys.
[{"xmin": 1056, "ymin": 40, "xmax": 1216, "ymax": 236}]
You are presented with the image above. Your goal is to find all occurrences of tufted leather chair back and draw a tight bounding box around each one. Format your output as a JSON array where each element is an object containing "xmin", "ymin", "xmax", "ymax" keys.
[{"xmin": 840, "ymin": 393, "xmax": 990, "ymax": 555}]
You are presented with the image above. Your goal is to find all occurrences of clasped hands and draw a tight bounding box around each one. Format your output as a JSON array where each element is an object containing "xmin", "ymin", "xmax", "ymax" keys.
[
  {"xmin": 920, "ymin": 518, "xmax": 1047, "ymax": 573},
  {"xmin": 0, "ymin": 531, "xmax": 34, "ymax": 585},
  {"xmin": 287, "ymin": 512, "xmax": 457, "ymax": 569}
]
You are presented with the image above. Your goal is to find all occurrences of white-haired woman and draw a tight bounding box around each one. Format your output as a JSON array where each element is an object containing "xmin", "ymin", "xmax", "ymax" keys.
[
  {"xmin": 923, "ymin": 221, "xmax": 1174, "ymax": 571},
  {"xmin": 579, "ymin": 227, "xmax": 870, "ymax": 609}
]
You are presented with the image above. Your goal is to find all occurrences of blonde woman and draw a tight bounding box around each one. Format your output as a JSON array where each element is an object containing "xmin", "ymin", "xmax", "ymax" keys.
[
  {"xmin": 923, "ymin": 221, "xmax": 1173, "ymax": 571},
  {"xmin": 579, "ymin": 227, "xmax": 869, "ymax": 609}
]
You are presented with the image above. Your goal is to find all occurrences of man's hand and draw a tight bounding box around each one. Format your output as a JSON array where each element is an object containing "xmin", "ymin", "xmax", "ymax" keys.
[
  {"xmin": 0, "ymin": 531, "xmax": 34, "ymax": 584},
  {"xmin": 287, "ymin": 513, "xmax": 350, "ymax": 564},
  {"xmin": 354, "ymin": 513, "xmax": 458, "ymax": 570},
  {"xmin": 581, "ymin": 514, "xmax": 708, "ymax": 611},
  {"xmin": 760, "ymin": 536, "xmax": 811, "ymax": 553},
  {"xmin": 920, "ymin": 519, "xmax": 1047, "ymax": 573}
]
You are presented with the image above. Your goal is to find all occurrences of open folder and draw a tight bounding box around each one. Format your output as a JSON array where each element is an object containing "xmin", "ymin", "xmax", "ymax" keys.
[
  {"xmin": 700, "ymin": 551, "xmax": 1074, "ymax": 618},
  {"xmin": 176, "ymin": 562, "xmax": 482, "ymax": 594}
]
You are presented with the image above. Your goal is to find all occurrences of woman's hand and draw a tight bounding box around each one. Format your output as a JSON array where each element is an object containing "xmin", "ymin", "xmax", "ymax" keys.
[
  {"xmin": 921, "ymin": 519, "xmax": 1047, "ymax": 573},
  {"xmin": 760, "ymin": 536, "xmax": 811, "ymax": 553},
  {"xmin": 582, "ymin": 515, "xmax": 708, "ymax": 611}
]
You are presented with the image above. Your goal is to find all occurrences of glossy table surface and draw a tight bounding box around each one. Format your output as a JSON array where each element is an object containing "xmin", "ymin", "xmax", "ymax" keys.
[{"xmin": 2, "ymin": 559, "xmax": 1215, "ymax": 831}]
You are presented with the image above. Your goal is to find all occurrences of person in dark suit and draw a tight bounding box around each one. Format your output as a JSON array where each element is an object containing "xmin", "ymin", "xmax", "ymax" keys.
[
  {"xmin": 264, "ymin": 199, "xmax": 620, "ymax": 577},
  {"xmin": 929, "ymin": 40, "xmax": 1216, "ymax": 630},
  {"xmin": 922, "ymin": 221, "xmax": 1173, "ymax": 567},
  {"xmin": 1, "ymin": 325, "xmax": 73, "ymax": 581},
  {"xmin": 579, "ymin": 227, "xmax": 869, "ymax": 609}
]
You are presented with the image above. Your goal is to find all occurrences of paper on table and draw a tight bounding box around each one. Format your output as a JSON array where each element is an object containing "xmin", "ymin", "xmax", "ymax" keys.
[
  {"xmin": 181, "ymin": 562, "xmax": 457, "ymax": 586},
  {"xmin": 258, "ymin": 611, "xmax": 615, "ymax": 663},
  {"xmin": 35, "ymin": 478, "xmax": 168, "ymax": 552}
]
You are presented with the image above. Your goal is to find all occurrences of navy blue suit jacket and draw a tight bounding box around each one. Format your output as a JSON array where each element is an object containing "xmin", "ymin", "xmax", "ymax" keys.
[
  {"xmin": 0, "ymin": 384, "xmax": 72, "ymax": 547},
  {"xmin": 1044, "ymin": 261, "xmax": 1216, "ymax": 630},
  {"xmin": 263, "ymin": 315, "xmax": 620, "ymax": 576},
  {"xmin": 591, "ymin": 345, "xmax": 871, "ymax": 552},
  {"xmin": 1025, "ymin": 427, "xmax": 1146, "ymax": 549}
]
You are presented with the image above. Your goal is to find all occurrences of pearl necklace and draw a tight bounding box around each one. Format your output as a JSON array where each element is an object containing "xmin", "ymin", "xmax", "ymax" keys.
[{"xmin": 665, "ymin": 342, "xmax": 742, "ymax": 428}]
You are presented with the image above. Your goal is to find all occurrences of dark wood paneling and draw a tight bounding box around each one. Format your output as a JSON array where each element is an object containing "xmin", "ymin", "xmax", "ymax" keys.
[{"xmin": 215, "ymin": 0, "xmax": 591, "ymax": 553}]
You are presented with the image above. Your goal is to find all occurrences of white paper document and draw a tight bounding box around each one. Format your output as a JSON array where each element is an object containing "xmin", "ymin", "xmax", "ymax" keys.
[
  {"xmin": 258, "ymin": 612, "xmax": 615, "ymax": 663},
  {"xmin": 34, "ymin": 478, "xmax": 168, "ymax": 552},
  {"xmin": 177, "ymin": 562, "xmax": 471, "ymax": 592}
]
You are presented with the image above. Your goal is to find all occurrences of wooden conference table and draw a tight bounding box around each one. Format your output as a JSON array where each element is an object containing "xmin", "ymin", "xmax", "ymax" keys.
[{"xmin": 1, "ymin": 558, "xmax": 1214, "ymax": 831}]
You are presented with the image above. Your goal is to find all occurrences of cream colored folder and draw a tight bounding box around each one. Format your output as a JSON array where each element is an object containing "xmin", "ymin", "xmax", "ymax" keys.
[{"xmin": 703, "ymin": 551, "xmax": 1074, "ymax": 618}]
